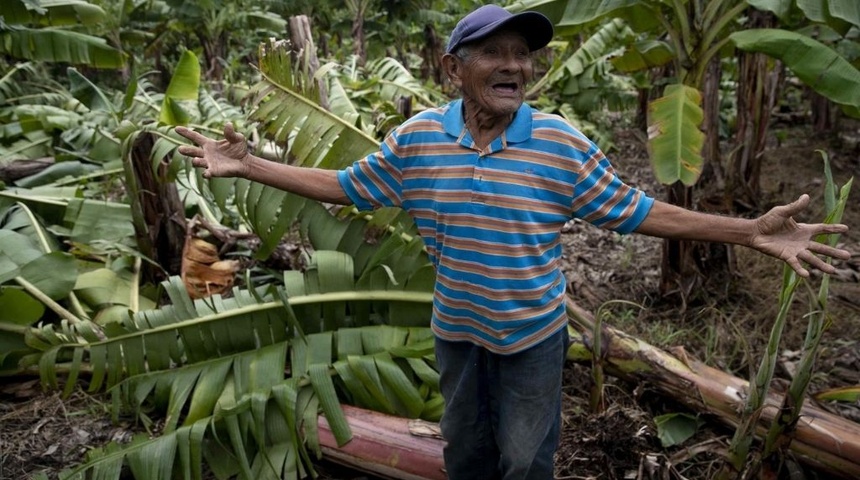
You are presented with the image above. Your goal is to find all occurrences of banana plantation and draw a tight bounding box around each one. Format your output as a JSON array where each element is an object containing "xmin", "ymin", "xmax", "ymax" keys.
[{"xmin": 1, "ymin": 0, "xmax": 859, "ymax": 479}]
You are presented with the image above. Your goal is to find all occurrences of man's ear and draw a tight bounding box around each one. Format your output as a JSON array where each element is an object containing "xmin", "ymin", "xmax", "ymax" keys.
[{"xmin": 442, "ymin": 53, "xmax": 463, "ymax": 89}]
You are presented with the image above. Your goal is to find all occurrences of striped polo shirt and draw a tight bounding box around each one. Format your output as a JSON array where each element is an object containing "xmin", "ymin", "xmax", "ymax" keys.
[{"xmin": 338, "ymin": 100, "xmax": 653, "ymax": 354}]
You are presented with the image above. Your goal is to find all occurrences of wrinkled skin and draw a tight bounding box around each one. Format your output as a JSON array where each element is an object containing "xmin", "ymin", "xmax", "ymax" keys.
[{"xmin": 442, "ymin": 31, "xmax": 533, "ymax": 149}]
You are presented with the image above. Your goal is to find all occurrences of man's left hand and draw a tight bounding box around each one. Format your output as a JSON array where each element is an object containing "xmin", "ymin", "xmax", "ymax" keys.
[{"xmin": 750, "ymin": 194, "xmax": 850, "ymax": 277}]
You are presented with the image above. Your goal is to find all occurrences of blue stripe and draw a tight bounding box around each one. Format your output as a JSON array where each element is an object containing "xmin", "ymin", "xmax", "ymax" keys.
[{"xmin": 338, "ymin": 100, "xmax": 653, "ymax": 353}]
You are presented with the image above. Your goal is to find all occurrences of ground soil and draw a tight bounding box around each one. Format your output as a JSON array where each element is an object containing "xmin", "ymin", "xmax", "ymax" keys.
[{"xmin": 1, "ymin": 123, "xmax": 858, "ymax": 480}]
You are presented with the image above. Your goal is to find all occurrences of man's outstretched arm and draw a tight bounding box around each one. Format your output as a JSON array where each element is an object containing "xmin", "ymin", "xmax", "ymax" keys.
[
  {"xmin": 634, "ymin": 196, "xmax": 850, "ymax": 277},
  {"xmin": 175, "ymin": 123, "xmax": 351, "ymax": 205}
]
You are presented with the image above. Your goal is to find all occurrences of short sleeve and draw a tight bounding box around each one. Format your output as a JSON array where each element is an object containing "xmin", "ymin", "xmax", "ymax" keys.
[
  {"xmin": 337, "ymin": 131, "xmax": 404, "ymax": 210},
  {"xmin": 571, "ymin": 146, "xmax": 654, "ymax": 234}
]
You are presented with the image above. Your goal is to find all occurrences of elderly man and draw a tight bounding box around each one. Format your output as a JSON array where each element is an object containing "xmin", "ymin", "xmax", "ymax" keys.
[{"xmin": 177, "ymin": 5, "xmax": 849, "ymax": 478}]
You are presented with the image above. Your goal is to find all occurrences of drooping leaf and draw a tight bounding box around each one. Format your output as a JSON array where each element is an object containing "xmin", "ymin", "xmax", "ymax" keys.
[
  {"xmin": 0, "ymin": 27, "xmax": 125, "ymax": 68},
  {"xmin": 746, "ymin": 0, "xmax": 798, "ymax": 21},
  {"xmin": 74, "ymin": 268, "xmax": 154, "ymax": 315},
  {"xmin": 647, "ymin": 84, "xmax": 705, "ymax": 186},
  {"xmin": 67, "ymin": 67, "xmax": 116, "ymax": 114},
  {"xmin": 730, "ymin": 29, "xmax": 860, "ymax": 113},
  {"xmin": 365, "ymin": 57, "xmax": 448, "ymax": 108},
  {"xmin": 508, "ymin": 0, "xmax": 655, "ymax": 35},
  {"xmin": 794, "ymin": 0, "xmax": 855, "ymax": 34},
  {"xmin": 63, "ymin": 198, "xmax": 135, "ymax": 244},
  {"xmin": 611, "ymin": 40, "xmax": 674, "ymax": 72},
  {"xmin": 14, "ymin": 161, "xmax": 101, "ymax": 188},
  {"xmin": 2, "ymin": 0, "xmax": 108, "ymax": 26},
  {"xmin": 159, "ymin": 50, "xmax": 201, "ymax": 126},
  {"xmin": 827, "ymin": 0, "xmax": 860, "ymax": 28},
  {"xmin": 529, "ymin": 17, "xmax": 632, "ymax": 96},
  {"xmin": 250, "ymin": 39, "xmax": 379, "ymax": 170}
]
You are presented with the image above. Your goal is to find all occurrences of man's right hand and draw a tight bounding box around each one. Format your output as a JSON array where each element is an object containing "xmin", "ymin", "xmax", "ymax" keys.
[{"xmin": 176, "ymin": 123, "xmax": 251, "ymax": 179}]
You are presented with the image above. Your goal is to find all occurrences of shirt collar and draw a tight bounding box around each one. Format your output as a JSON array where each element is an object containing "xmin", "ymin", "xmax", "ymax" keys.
[{"xmin": 442, "ymin": 100, "xmax": 533, "ymax": 144}]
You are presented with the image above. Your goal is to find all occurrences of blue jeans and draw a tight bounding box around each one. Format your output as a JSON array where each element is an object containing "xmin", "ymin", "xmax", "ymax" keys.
[{"xmin": 435, "ymin": 328, "xmax": 568, "ymax": 480}]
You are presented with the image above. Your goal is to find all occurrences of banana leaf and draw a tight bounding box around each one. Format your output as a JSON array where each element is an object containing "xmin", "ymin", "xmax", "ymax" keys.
[
  {"xmin": 647, "ymin": 84, "xmax": 705, "ymax": 186},
  {"xmin": 1, "ymin": 0, "xmax": 108, "ymax": 26},
  {"xmin": 0, "ymin": 28, "xmax": 125, "ymax": 68},
  {"xmin": 730, "ymin": 29, "xmax": 860, "ymax": 114},
  {"xmin": 159, "ymin": 50, "xmax": 201, "ymax": 126}
]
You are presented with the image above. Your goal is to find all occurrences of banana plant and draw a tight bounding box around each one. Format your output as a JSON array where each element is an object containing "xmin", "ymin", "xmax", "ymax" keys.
[
  {"xmin": 0, "ymin": 0, "xmax": 125, "ymax": 68},
  {"xmin": 758, "ymin": 155, "xmax": 853, "ymax": 472},
  {"xmin": 510, "ymin": 0, "xmax": 860, "ymax": 187},
  {"xmin": 167, "ymin": 39, "xmax": 430, "ymax": 260},
  {"xmin": 30, "ymin": 246, "xmax": 437, "ymax": 479},
  {"xmin": 510, "ymin": 0, "xmax": 860, "ymax": 295},
  {"xmin": 0, "ymin": 193, "xmax": 147, "ymax": 374},
  {"xmin": 155, "ymin": 0, "xmax": 289, "ymax": 83},
  {"xmin": 527, "ymin": 17, "xmax": 642, "ymax": 152},
  {"xmin": 321, "ymin": 54, "xmax": 449, "ymax": 137}
]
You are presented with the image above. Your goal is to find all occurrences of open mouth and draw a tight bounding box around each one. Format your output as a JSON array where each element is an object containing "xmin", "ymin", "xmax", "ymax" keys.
[{"xmin": 492, "ymin": 82, "xmax": 519, "ymax": 94}]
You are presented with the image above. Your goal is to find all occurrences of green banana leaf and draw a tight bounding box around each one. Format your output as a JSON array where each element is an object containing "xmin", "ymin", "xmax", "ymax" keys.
[
  {"xmin": 365, "ymin": 57, "xmax": 448, "ymax": 109},
  {"xmin": 647, "ymin": 84, "xmax": 705, "ymax": 186},
  {"xmin": 508, "ymin": 0, "xmax": 657, "ymax": 35},
  {"xmin": 35, "ymin": 261, "xmax": 436, "ymax": 479},
  {"xmin": 159, "ymin": 50, "xmax": 201, "ymax": 126},
  {"xmin": 0, "ymin": 28, "xmax": 125, "ymax": 68},
  {"xmin": 730, "ymin": 29, "xmax": 860, "ymax": 114},
  {"xmin": 68, "ymin": 67, "xmax": 117, "ymax": 114},
  {"xmin": 1, "ymin": 0, "xmax": 108, "ymax": 26},
  {"xmin": 794, "ymin": 0, "xmax": 859, "ymax": 34},
  {"xmin": 528, "ymin": 18, "xmax": 632, "ymax": 96},
  {"xmin": 165, "ymin": 39, "xmax": 383, "ymax": 258},
  {"xmin": 249, "ymin": 39, "xmax": 379, "ymax": 170},
  {"xmin": 611, "ymin": 39, "xmax": 674, "ymax": 73},
  {"xmin": 0, "ymin": 223, "xmax": 77, "ymax": 299}
]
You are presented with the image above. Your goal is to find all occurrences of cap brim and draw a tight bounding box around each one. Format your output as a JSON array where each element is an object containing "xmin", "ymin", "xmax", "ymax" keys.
[{"xmin": 454, "ymin": 11, "xmax": 553, "ymax": 52}]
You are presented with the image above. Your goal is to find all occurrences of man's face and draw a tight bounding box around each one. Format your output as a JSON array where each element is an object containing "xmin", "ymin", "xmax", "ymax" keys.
[{"xmin": 450, "ymin": 31, "xmax": 534, "ymax": 118}]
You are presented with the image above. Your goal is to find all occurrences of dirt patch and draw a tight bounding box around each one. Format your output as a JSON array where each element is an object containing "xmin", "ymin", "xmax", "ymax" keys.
[{"xmin": 0, "ymin": 381, "xmax": 137, "ymax": 480}]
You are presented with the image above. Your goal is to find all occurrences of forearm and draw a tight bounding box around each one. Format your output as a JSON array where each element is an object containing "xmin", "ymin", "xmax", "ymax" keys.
[
  {"xmin": 243, "ymin": 155, "xmax": 352, "ymax": 205},
  {"xmin": 634, "ymin": 200, "xmax": 756, "ymax": 247}
]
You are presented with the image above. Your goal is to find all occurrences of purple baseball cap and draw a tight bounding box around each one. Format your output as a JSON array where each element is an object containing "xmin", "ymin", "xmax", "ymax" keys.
[{"xmin": 446, "ymin": 5, "xmax": 554, "ymax": 54}]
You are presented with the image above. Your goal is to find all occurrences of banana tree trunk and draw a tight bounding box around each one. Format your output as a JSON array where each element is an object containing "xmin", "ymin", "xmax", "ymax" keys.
[
  {"xmin": 125, "ymin": 133, "xmax": 186, "ymax": 284},
  {"xmin": 0, "ymin": 157, "xmax": 53, "ymax": 183},
  {"xmin": 565, "ymin": 298, "xmax": 860, "ymax": 479},
  {"xmin": 728, "ymin": 9, "xmax": 780, "ymax": 207},
  {"xmin": 318, "ymin": 404, "xmax": 446, "ymax": 480},
  {"xmin": 288, "ymin": 15, "xmax": 329, "ymax": 110}
]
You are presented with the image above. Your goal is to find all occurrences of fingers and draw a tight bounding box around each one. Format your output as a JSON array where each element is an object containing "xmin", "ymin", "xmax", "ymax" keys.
[
  {"xmin": 785, "ymin": 256, "xmax": 810, "ymax": 278},
  {"xmin": 808, "ymin": 223, "xmax": 849, "ymax": 235},
  {"xmin": 177, "ymin": 145, "xmax": 203, "ymax": 158},
  {"xmin": 174, "ymin": 126, "xmax": 210, "ymax": 145},
  {"xmin": 807, "ymin": 241, "xmax": 851, "ymax": 260},
  {"xmin": 224, "ymin": 122, "xmax": 246, "ymax": 144},
  {"xmin": 797, "ymin": 250, "xmax": 837, "ymax": 275},
  {"xmin": 190, "ymin": 157, "xmax": 208, "ymax": 169},
  {"xmin": 773, "ymin": 194, "xmax": 810, "ymax": 218}
]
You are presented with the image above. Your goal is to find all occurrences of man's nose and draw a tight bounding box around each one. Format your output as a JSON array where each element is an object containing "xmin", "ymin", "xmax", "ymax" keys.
[{"xmin": 499, "ymin": 51, "xmax": 521, "ymax": 71}]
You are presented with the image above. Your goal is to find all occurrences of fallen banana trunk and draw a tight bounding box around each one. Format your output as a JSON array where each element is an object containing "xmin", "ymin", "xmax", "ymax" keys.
[
  {"xmin": 317, "ymin": 301, "xmax": 860, "ymax": 480},
  {"xmin": 565, "ymin": 298, "xmax": 860, "ymax": 479},
  {"xmin": 318, "ymin": 404, "xmax": 447, "ymax": 480}
]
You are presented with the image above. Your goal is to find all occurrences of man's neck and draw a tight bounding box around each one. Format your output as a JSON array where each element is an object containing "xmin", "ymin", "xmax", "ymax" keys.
[{"xmin": 462, "ymin": 100, "xmax": 515, "ymax": 150}]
